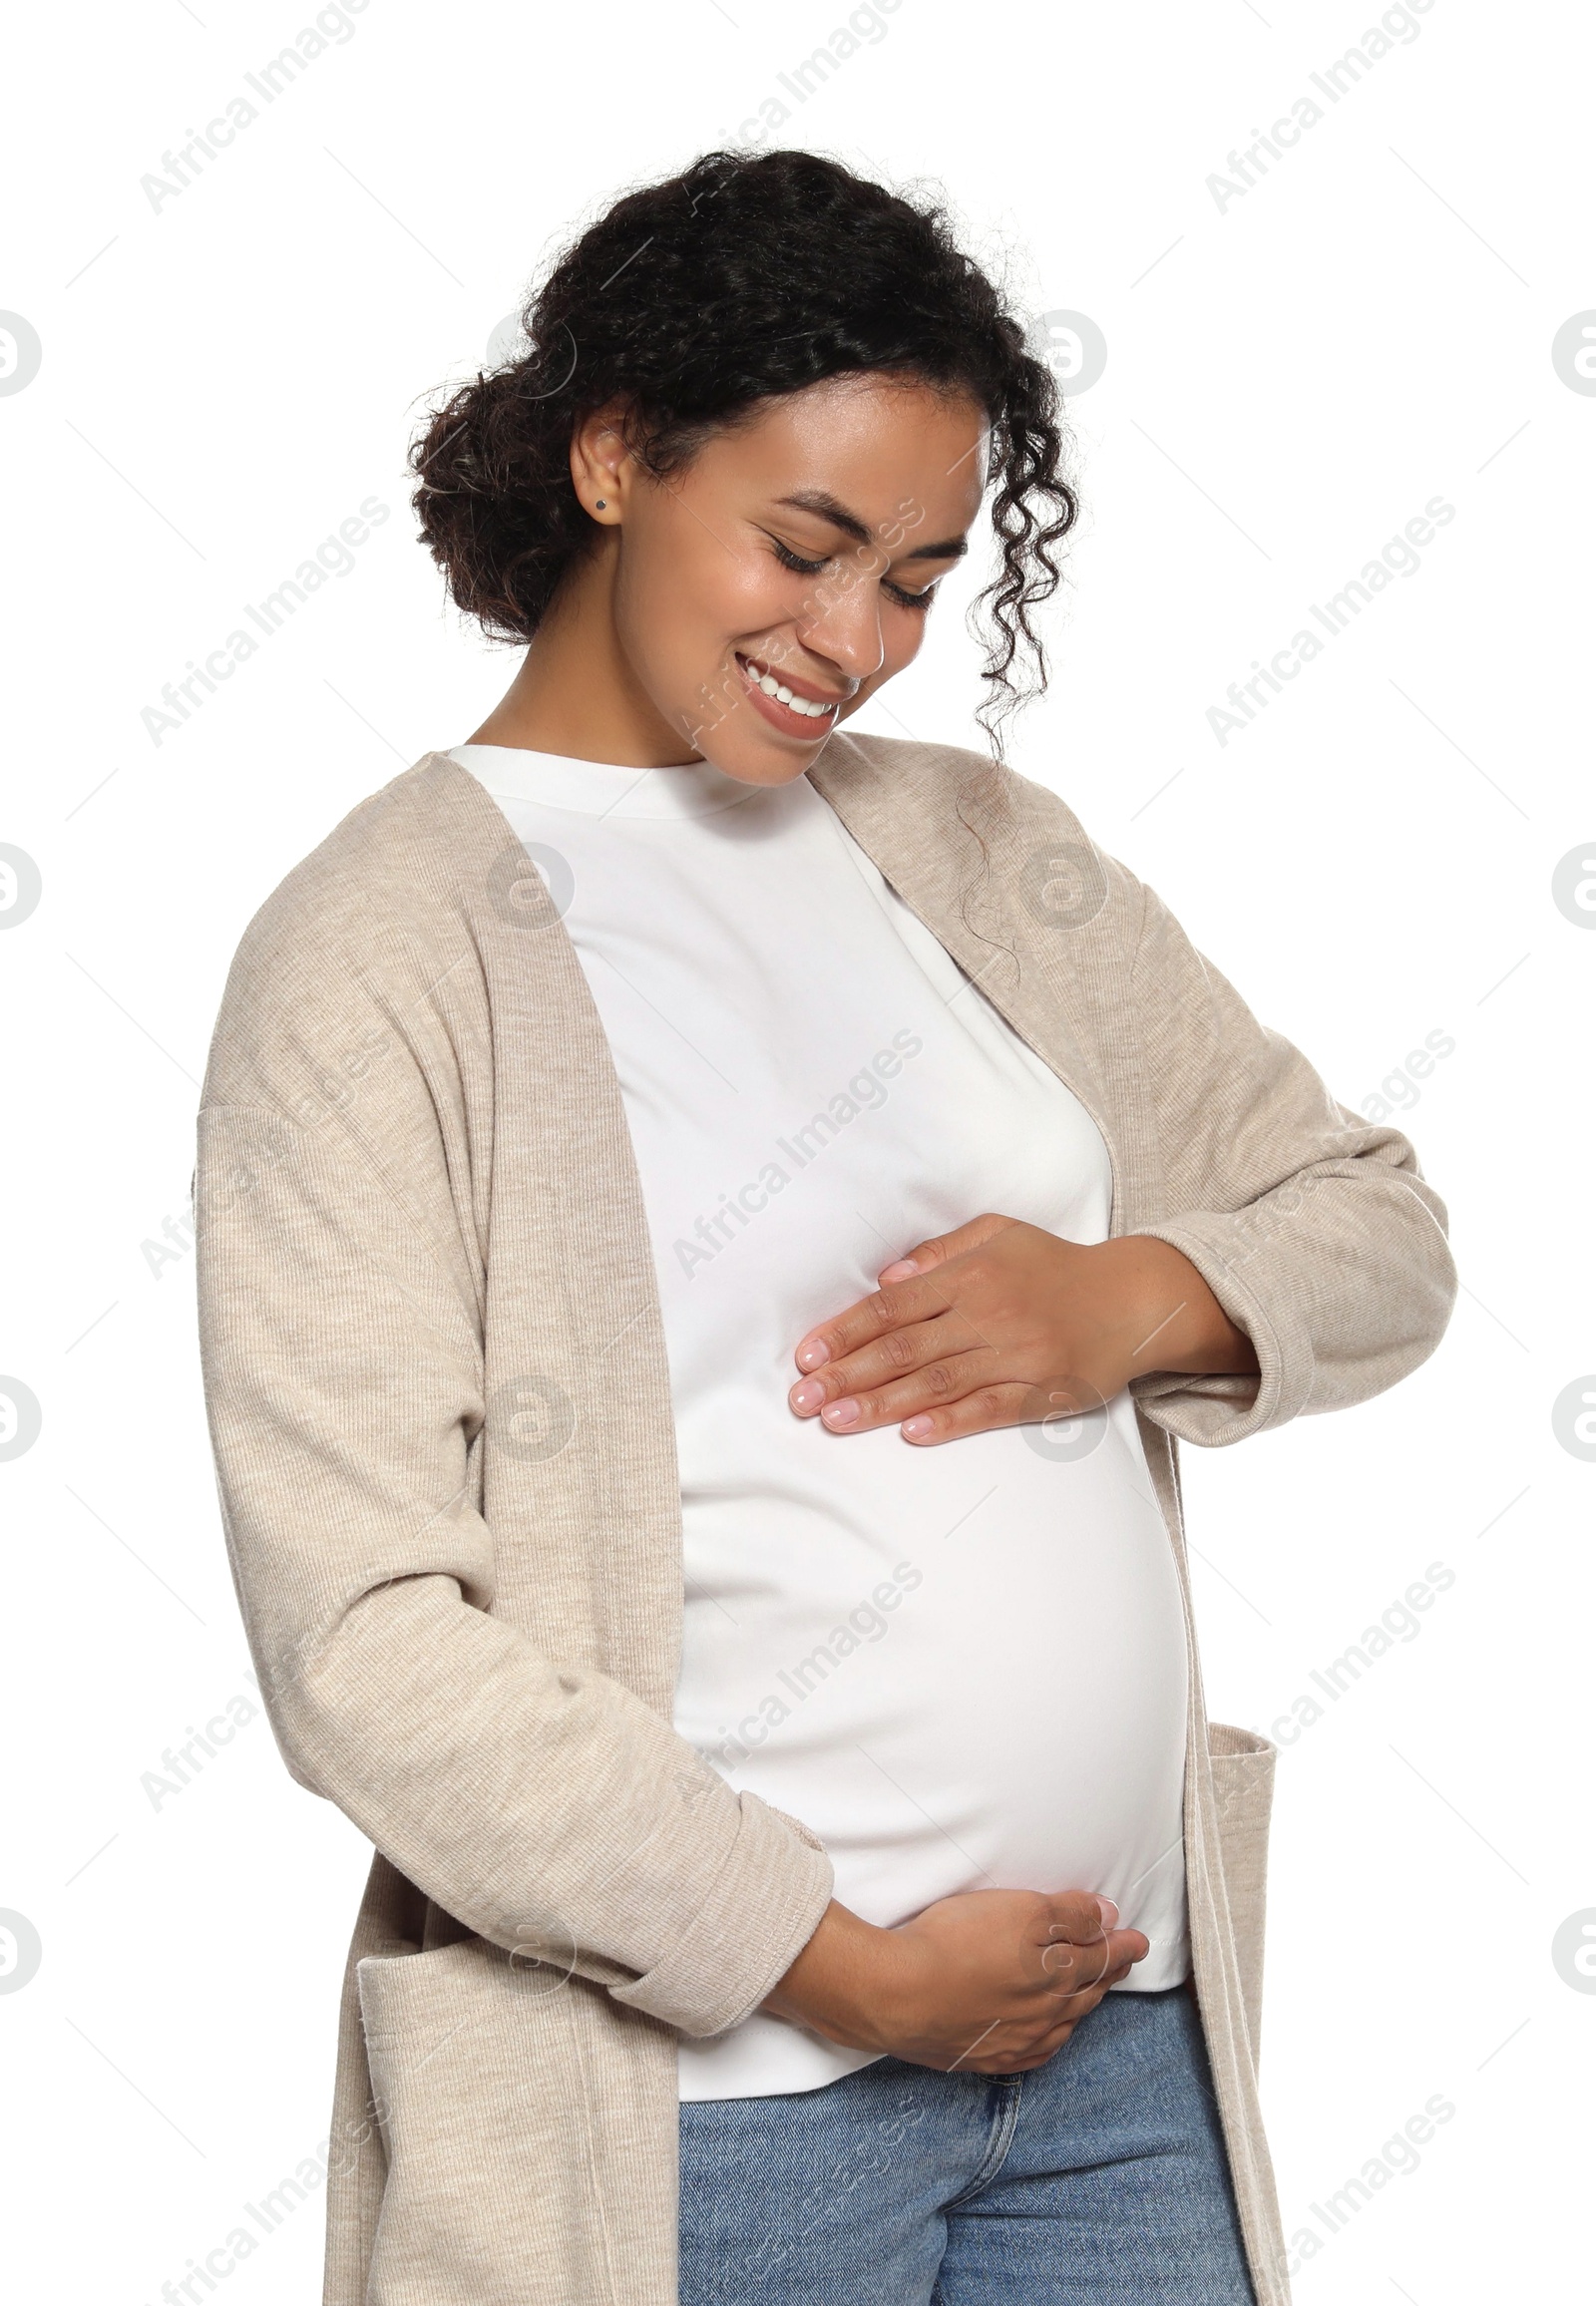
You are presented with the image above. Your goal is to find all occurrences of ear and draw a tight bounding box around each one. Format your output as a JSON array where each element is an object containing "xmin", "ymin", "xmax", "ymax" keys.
[{"xmin": 568, "ymin": 402, "xmax": 633, "ymax": 525}]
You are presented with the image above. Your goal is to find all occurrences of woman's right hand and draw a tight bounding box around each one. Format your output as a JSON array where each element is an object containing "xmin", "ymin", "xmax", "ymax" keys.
[{"xmin": 760, "ymin": 1888, "xmax": 1150, "ymax": 2076}]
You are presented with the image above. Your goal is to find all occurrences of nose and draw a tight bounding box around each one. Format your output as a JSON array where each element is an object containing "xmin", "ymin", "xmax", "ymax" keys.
[{"xmin": 794, "ymin": 551, "xmax": 889, "ymax": 684}]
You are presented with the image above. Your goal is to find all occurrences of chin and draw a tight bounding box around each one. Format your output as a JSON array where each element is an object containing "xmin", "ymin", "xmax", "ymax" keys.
[{"xmin": 678, "ymin": 699, "xmax": 832, "ymax": 788}]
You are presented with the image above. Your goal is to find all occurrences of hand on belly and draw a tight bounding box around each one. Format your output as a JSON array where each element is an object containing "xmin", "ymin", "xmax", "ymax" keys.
[
  {"xmin": 787, "ymin": 1212, "xmax": 1258, "ymax": 1445},
  {"xmin": 761, "ymin": 1885, "xmax": 1150, "ymax": 2076}
]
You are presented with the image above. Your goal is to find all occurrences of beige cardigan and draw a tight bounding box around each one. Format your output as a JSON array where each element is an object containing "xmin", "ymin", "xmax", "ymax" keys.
[{"xmin": 194, "ymin": 731, "xmax": 1455, "ymax": 2306}]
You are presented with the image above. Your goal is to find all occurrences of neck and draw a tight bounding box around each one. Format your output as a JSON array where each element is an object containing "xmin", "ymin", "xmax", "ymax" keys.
[{"xmin": 466, "ymin": 545, "xmax": 703, "ymax": 768}]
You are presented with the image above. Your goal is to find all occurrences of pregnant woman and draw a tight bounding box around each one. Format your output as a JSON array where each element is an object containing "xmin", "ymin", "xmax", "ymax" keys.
[{"xmin": 195, "ymin": 150, "xmax": 1455, "ymax": 2306}]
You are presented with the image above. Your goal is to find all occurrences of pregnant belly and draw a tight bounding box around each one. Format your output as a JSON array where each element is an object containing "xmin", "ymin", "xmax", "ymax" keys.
[{"xmin": 675, "ymin": 1400, "xmax": 1192, "ymax": 1966}]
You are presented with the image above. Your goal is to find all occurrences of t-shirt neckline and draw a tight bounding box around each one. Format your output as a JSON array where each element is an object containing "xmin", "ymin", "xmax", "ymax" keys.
[{"xmin": 448, "ymin": 743, "xmax": 780, "ymax": 822}]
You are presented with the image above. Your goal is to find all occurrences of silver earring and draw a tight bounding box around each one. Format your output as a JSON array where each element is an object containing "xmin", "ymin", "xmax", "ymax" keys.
[{"xmin": 595, "ymin": 498, "xmax": 606, "ymax": 510}]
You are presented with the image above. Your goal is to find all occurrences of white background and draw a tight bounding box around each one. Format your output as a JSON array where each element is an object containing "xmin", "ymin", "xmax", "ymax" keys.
[{"xmin": 2, "ymin": 0, "xmax": 1592, "ymax": 2298}]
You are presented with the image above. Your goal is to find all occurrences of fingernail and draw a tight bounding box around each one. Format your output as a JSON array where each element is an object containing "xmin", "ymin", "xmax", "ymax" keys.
[
  {"xmin": 902, "ymin": 1415, "xmax": 934, "ymax": 1440},
  {"xmin": 1095, "ymin": 1896, "xmax": 1118, "ymax": 1929},
  {"xmin": 821, "ymin": 1397, "xmax": 860, "ymax": 1427},
  {"xmin": 879, "ymin": 1258, "xmax": 918, "ymax": 1281},
  {"xmin": 790, "ymin": 1379, "xmax": 825, "ymax": 1413},
  {"xmin": 796, "ymin": 1339, "xmax": 830, "ymax": 1369}
]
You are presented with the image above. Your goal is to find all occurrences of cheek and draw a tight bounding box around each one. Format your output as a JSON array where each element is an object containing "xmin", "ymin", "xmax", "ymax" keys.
[
  {"xmin": 720, "ymin": 551, "xmax": 804, "ymax": 636},
  {"xmin": 620, "ymin": 517, "xmax": 783, "ymax": 668},
  {"xmin": 879, "ymin": 611, "xmax": 930, "ymax": 679},
  {"xmin": 610, "ymin": 534, "xmax": 720, "ymax": 701}
]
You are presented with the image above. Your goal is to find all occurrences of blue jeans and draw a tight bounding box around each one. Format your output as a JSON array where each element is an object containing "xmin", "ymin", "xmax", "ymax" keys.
[{"xmin": 678, "ymin": 1982, "xmax": 1256, "ymax": 2304}]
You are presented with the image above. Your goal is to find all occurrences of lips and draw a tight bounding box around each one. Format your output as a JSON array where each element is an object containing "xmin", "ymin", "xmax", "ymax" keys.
[
  {"xmin": 733, "ymin": 645, "xmax": 848, "ymax": 705},
  {"xmin": 733, "ymin": 659, "xmax": 834, "ymax": 737}
]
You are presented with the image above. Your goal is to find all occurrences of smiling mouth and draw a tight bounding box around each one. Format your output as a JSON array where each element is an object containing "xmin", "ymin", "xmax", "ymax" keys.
[{"xmin": 735, "ymin": 650, "xmax": 849, "ymax": 726}]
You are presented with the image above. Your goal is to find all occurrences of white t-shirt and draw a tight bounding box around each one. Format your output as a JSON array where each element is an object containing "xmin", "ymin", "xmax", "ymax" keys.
[{"xmin": 450, "ymin": 745, "xmax": 1191, "ymax": 2099}]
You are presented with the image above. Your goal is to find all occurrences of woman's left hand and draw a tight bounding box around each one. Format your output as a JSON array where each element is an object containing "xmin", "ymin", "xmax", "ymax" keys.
[{"xmin": 788, "ymin": 1215, "xmax": 1259, "ymax": 1445}]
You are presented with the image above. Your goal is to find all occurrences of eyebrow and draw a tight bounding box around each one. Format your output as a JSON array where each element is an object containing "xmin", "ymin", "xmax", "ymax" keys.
[{"xmin": 771, "ymin": 489, "xmax": 970, "ymax": 563}]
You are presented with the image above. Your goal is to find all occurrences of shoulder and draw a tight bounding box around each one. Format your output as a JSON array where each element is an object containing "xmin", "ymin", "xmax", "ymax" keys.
[
  {"xmin": 200, "ymin": 751, "xmax": 509, "ymax": 1113},
  {"xmin": 812, "ymin": 728, "xmax": 1151, "ymax": 955}
]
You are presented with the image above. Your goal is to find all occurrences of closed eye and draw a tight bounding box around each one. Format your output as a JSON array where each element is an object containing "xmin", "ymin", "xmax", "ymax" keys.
[{"xmin": 768, "ymin": 537, "xmax": 940, "ymax": 612}]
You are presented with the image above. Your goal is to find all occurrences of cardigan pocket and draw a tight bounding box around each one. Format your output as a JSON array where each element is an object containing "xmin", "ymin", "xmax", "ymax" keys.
[
  {"xmin": 355, "ymin": 1937, "xmax": 609, "ymax": 2304},
  {"xmin": 1206, "ymin": 1722, "xmax": 1277, "ymax": 2071}
]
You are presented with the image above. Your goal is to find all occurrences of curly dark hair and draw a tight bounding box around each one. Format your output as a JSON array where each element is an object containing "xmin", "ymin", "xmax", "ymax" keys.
[{"xmin": 410, "ymin": 148, "xmax": 1078, "ymax": 762}]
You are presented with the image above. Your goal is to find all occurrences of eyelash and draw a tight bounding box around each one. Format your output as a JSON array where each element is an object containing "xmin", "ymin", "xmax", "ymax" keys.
[{"xmin": 769, "ymin": 538, "xmax": 939, "ymax": 611}]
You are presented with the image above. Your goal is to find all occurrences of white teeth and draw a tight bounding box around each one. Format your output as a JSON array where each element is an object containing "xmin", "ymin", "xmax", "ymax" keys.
[{"xmin": 743, "ymin": 655, "xmax": 834, "ymax": 718}]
